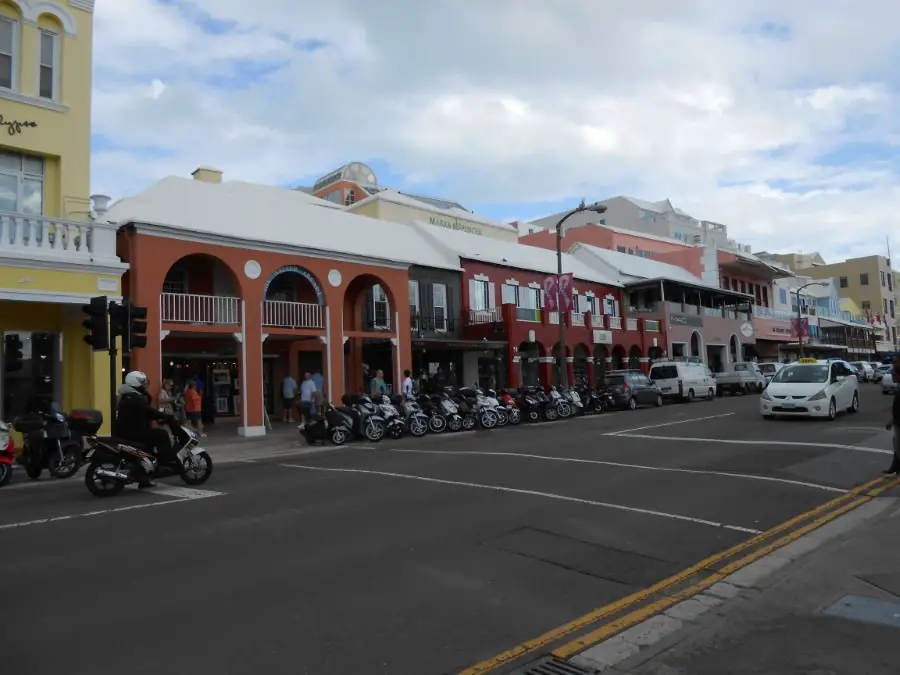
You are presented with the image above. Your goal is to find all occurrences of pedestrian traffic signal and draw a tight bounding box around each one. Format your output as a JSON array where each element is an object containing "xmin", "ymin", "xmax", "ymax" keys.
[
  {"xmin": 82, "ymin": 296, "xmax": 109, "ymax": 351},
  {"xmin": 4, "ymin": 333, "xmax": 23, "ymax": 372}
]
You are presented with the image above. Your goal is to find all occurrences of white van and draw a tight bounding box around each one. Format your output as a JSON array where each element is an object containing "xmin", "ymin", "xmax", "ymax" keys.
[
  {"xmin": 757, "ymin": 362, "xmax": 784, "ymax": 384},
  {"xmin": 648, "ymin": 361, "xmax": 717, "ymax": 402}
]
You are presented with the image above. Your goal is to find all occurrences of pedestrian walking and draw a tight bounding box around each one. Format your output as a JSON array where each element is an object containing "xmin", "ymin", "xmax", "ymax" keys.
[
  {"xmin": 185, "ymin": 380, "xmax": 205, "ymax": 437},
  {"xmin": 402, "ymin": 369, "xmax": 414, "ymax": 397},
  {"xmin": 370, "ymin": 369, "xmax": 387, "ymax": 399},
  {"xmin": 298, "ymin": 372, "xmax": 316, "ymax": 430}
]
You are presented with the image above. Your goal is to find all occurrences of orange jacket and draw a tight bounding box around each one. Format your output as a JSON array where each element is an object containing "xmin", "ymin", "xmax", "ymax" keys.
[{"xmin": 185, "ymin": 388, "xmax": 202, "ymax": 413}]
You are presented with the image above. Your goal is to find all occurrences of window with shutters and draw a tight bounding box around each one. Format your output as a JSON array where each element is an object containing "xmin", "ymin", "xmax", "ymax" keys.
[
  {"xmin": 519, "ymin": 286, "xmax": 539, "ymax": 309},
  {"xmin": 469, "ymin": 279, "xmax": 491, "ymax": 311},
  {"xmin": 372, "ymin": 284, "xmax": 390, "ymax": 328},
  {"xmin": 408, "ymin": 280, "xmax": 419, "ymax": 319},
  {"xmin": 432, "ymin": 283, "xmax": 448, "ymax": 331},
  {"xmin": 38, "ymin": 29, "xmax": 59, "ymax": 100},
  {"xmin": 501, "ymin": 283, "xmax": 518, "ymax": 305}
]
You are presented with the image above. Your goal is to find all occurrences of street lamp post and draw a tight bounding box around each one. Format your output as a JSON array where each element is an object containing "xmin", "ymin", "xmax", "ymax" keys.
[
  {"xmin": 555, "ymin": 200, "xmax": 607, "ymax": 388},
  {"xmin": 795, "ymin": 281, "xmax": 827, "ymax": 358}
]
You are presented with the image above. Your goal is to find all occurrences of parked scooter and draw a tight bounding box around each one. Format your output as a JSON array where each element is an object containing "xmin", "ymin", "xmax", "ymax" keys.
[
  {"xmin": 400, "ymin": 395, "xmax": 430, "ymax": 437},
  {"xmin": 484, "ymin": 389, "xmax": 509, "ymax": 426},
  {"xmin": 498, "ymin": 390, "xmax": 522, "ymax": 425},
  {"xmin": 13, "ymin": 408, "xmax": 85, "ymax": 480},
  {"xmin": 438, "ymin": 392, "xmax": 464, "ymax": 431},
  {"xmin": 0, "ymin": 420, "xmax": 13, "ymax": 487},
  {"xmin": 302, "ymin": 402, "xmax": 354, "ymax": 446},
  {"xmin": 337, "ymin": 394, "xmax": 387, "ymax": 442},
  {"xmin": 416, "ymin": 394, "xmax": 448, "ymax": 433},
  {"xmin": 517, "ymin": 387, "xmax": 545, "ymax": 423},
  {"xmin": 378, "ymin": 395, "xmax": 406, "ymax": 440},
  {"xmin": 548, "ymin": 386, "xmax": 574, "ymax": 419}
]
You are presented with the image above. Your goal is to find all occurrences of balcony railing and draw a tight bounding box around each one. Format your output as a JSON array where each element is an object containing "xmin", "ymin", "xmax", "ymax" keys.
[
  {"xmin": 752, "ymin": 305, "xmax": 794, "ymax": 322},
  {"xmin": 262, "ymin": 300, "xmax": 323, "ymax": 328},
  {"xmin": 548, "ymin": 311, "xmax": 559, "ymax": 324},
  {"xmin": 571, "ymin": 312, "xmax": 585, "ymax": 326},
  {"xmin": 644, "ymin": 319, "xmax": 661, "ymax": 332},
  {"xmin": 516, "ymin": 307, "xmax": 542, "ymax": 323},
  {"xmin": 0, "ymin": 212, "xmax": 121, "ymax": 264},
  {"xmin": 608, "ymin": 316, "xmax": 622, "ymax": 330},
  {"xmin": 161, "ymin": 293, "xmax": 240, "ymax": 324},
  {"xmin": 626, "ymin": 317, "xmax": 638, "ymax": 330},
  {"xmin": 469, "ymin": 307, "xmax": 503, "ymax": 324},
  {"xmin": 412, "ymin": 313, "xmax": 453, "ymax": 333}
]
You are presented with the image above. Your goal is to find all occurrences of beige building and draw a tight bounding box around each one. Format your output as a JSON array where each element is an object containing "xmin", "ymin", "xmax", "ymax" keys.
[
  {"xmin": 756, "ymin": 251, "xmax": 827, "ymax": 272},
  {"xmin": 800, "ymin": 255, "xmax": 897, "ymax": 350}
]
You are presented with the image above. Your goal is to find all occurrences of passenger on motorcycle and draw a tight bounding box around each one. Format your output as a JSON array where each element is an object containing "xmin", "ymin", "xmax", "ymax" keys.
[{"xmin": 114, "ymin": 371, "xmax": 174, "ymax": 488}]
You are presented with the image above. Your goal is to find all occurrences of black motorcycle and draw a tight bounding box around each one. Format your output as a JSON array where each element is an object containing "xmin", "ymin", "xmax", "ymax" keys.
[
  {"xmin": 302, "ymin": 402, "xmax": 354, "ymax": 446},
  {"xmin": 416, "ymin": 394, "xmax": 448, "ymax": 433},
  {"xmin": 13, "ymin": 409, "xmax": 85, "ymax": 480}
]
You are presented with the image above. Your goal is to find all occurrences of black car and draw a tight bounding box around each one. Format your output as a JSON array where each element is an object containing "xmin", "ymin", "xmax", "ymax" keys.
[{"xmin": 603, "ymin": 370, "xmax": 664, "ymax": 410}]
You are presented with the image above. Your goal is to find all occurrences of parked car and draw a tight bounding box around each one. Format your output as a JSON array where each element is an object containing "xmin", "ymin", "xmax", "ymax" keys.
[
  {"xmin": 872, "ymin": 363, "xmax": 891, "ymax": 383},
  {"xmin": 849, "ymin": 361, "xmax": 874, "ymax": 382},
  {"xmin": 716, "ymin": 362, "xmax": 766, "ymax": 395},
  {"xmin": 603, "ymin": 370, "xmax": 664, "ymax": 410},
  {"xmin": 648, "ymin": 361, "xmax": 716, "ymax": 402},
  {"xmin": 882, "ymin": 371, "xmax": 897, "ymax": 395},
  {"xmin": 757, "ymin": 362, "xmax": 784, "ymax": 384}
]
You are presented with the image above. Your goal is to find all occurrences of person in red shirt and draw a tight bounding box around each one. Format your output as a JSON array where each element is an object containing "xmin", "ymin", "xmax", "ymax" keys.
[{"xmin": 184, "ymin": 380, "xmax": 205, "ymax": 437}]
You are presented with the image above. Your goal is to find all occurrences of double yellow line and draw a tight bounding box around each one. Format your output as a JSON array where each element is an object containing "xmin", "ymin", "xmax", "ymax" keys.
[{"xmin": 460, "ymin": 474, "xmax": 899, "ymax": 674}]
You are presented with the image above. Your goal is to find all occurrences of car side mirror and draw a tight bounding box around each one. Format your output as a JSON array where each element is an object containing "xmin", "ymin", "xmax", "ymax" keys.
[{"xmin": 834, "ymin": 375, "xmax": 844, "ymax": 383}]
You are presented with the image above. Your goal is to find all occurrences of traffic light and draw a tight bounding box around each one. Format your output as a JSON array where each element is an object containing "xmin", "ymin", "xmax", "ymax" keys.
[
  {"xmin": 110, "ymin": 300, "xmax": 148, "ymax": 352},
  {"xmin": 4, "ymin": 333, "xmax": 23, "ymax": 372},
  {"xmin": 82, "ymin": 296, "xmax": 109, "ymax": 350}
]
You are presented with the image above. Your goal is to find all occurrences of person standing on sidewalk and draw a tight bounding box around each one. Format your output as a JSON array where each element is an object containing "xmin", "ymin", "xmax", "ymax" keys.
[
  {"xmin": 282, "ymin": 373, "xmax": 298, "ymax": 423},
  {"xmin": 885, "ymin": 355, "xmax": 900, "ymax": 475},
  {"xmin": 298, "ymin": 372, "xmax": 316, "ymax": 430}
]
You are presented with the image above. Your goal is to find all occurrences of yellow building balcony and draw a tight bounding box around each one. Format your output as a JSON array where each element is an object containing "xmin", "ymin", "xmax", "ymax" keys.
[{"xmin": 0, "ymin": 210, "xmax": 121, "ymax": 268}]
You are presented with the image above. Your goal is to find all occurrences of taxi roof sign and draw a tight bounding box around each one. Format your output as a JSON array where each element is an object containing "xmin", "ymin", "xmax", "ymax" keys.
[{"xmin": 797, "ymin": 358, "xmax": 818, "ymax": 363}]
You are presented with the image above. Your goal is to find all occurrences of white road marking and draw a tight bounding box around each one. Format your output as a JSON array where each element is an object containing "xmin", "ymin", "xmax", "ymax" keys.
[
  {"xmin": 281, "ymin": 463, "xmax": 762, "ymax": 534},
  {"xmin": 611, "ymin": 433, "xmax": 892, "ymax": 455},
  {"xmin": 0, "ymin": 487, "xmax": 223, "ymax": 531},
  {"xmin": 606, "ymin": 413, "xmax": 735, "ymax": 435},
  {"xmin": 384, "ymin": 448, "xmax": 847, "ymax": 493}
]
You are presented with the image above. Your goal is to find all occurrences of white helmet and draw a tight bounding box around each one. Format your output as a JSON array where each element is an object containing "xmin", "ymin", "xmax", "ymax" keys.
[{"xmin": 124, "ymin": 371, "xmax": 148, "ymax": 392}]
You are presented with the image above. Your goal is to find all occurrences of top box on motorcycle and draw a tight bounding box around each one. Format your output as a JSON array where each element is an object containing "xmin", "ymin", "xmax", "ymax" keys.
[{"xmin": 68, "ymin": 409, "xmax": 103, "ymax": 435}]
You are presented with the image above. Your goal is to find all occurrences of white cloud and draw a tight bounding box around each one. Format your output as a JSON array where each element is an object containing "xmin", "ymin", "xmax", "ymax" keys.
[{"xmin": 91, "ymin": 0, "xmax": 900, "ymax": 263}]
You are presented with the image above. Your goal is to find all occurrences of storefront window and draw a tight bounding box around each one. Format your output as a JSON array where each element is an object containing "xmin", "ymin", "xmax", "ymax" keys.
[{"xmin": 1, "ymin": 331, "xmax": 61, "ymax": 420}]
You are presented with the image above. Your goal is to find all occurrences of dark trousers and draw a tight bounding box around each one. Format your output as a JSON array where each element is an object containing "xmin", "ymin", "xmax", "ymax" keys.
[{"xmin": 891, "ymin": 426, "xmax": 900, "ymax": 471}]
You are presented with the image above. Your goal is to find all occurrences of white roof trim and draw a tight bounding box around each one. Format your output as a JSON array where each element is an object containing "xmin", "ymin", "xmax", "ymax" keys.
[{"xmin": 505, "ymin": 278, "xmax": 519, "ymax": 285}]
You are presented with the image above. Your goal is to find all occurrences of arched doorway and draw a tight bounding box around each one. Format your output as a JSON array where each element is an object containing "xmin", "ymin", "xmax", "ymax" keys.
[
  {"xmin": 159, "ymin": 253, "xmax": 244, "ymax": 426},
  {"xmin": 648, "ymin": 345, "xmax": 663, "ymax": 362},
  {"xmin": 262, "ymin": 265, "xmax": 325, "ymax": 328},
  {"xmin": 690, "ymin": 331, "xmax": 703, "ymax": 360},
  {"xmin": 573, "ymin": 343, "xmax": 591, "ymax": 385},
  {"xmin": 628, "ymin": 345, "xmax": 642, "ymax": 370},
  {"xmin": 612, "ymin": 345, "xmax": 627, "ymax": 370},
  {"xmin": 729, "ymin": 334, "xmax": 740, "ymax": 363},
  {"xmin": 343, "ymin": 274, "xmax": 398, "ymax": 396},
  {"xmin": 518, "ymin": 341, "xmax": 544, "ymax": 388},
  {"xmin": 743, "ymin": 344, "xmax": 757, "ymax": 362},
  {"xmin": 594, "ymin": 345, "xmax": 610, "ymax": 384},
  {"xmin": 552, "ymin": 342, "xmax": 570, "ymax": 386}
]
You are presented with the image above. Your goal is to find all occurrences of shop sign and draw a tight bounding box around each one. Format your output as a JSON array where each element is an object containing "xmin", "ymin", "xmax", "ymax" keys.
[
  {"xmin": 592, "ymin": 329, "xmax": 612, "ymax": 344},
  {"xmin": 671, "ymin": 314, "xmax": 703, "ymax": 327},
  {"xmin": 428, "ymin": 215, "xmax": 483, "ymax": 236},
  {"xmin": 740, "ymin": 322, "xmax": 754, "ymax": 338},
  {"xmin": 0, "ymin": 114, "xmax": 37, "ymax": 136}
]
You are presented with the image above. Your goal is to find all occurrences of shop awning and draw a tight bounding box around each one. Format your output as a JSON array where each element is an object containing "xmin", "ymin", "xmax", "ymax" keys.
[{"xmin": 412, "ymin": 338, "xmax": 508, "ymax": 350}]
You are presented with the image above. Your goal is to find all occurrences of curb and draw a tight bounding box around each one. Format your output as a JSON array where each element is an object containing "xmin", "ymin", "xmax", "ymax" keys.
[{"xmin": 568, "ymin": 495, "xmax": 898, "ymax": 673}]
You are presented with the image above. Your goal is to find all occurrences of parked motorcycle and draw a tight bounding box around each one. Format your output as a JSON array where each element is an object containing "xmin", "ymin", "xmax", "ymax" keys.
[
  {"xmin": 484, "ymin": 389, "xmax": 509, "ymax": 426},
  {"xmin": 379, "ymin": 395, "xmax": 405, "ymax": 440},
  {"xmin": 517, "ymin": 387, "xmax": 544, "ymax": 423},
  {"xmin": 416, "ymin": 394, "xmax": 448, "ymax": 433},
  {"xmin": 0, "ymin": 420, "xmax": 13, "ymax": 487},
  {"xmin": 83, "ymin": 414, "xmax": 213, "ymax": 498},
  {"xmin": 301, "ymin": 402, "xmax": 354, "ymax": 446},
  {"xmin": 498, "ymin": 390, "xmax": 522, "ymax": 425},
  {"xmin": 400, "ymin": 395, "xmax": 430, "ymax": 437},
  {"xmin": 548, "ymin": 387, "xmax": 574, "ymax": 419},
  {"xmin": 337, "ymin": 394, "xmax": 387, "ymax": 442},
  {"xmin": 13, "ymin": 408, "xmax": 84, "ymax": 480},
  {"xmin": 438, "ymin": 392, "xmax": 464, "ymax": 431}
]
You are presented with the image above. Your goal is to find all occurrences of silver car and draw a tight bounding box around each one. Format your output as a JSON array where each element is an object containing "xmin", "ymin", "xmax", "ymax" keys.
[{"xmin": 882, "ymin": 371, "xmax": 897, "ymax": 395}]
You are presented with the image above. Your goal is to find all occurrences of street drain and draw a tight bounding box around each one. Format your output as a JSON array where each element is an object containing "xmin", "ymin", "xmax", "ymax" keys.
[{"xmin": 512, "ymin": 656, "xmax": 592, "ymax": 675}]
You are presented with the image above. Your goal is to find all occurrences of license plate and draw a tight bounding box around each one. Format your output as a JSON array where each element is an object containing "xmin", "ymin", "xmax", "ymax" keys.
[
  {"xmin": 781, "ymin": 402, "xmax": 795, "ymax": 409},
  {"xmin": 661, "ymin": 387, "xmax": 671, "ymax": 392}
]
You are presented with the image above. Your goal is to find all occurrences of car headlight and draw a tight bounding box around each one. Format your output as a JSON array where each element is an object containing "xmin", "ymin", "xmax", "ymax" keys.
[
  {"xmin": 808, "ymin": 389, "xmax": 828, "ymax": 401},
  {"xmin": 761, "ymin": 390, "xmax": 773, "ymax": 401}
]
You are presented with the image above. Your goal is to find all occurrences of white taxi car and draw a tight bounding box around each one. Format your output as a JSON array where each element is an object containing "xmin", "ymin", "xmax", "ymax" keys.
[{"xmin": 760, "ymin": 358, "xmax": 859, "ymax": 421}]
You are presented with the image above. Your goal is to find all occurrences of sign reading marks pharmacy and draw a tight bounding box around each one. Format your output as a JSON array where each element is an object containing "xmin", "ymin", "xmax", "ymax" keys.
[{"xmin": 428, "ymin": 215, "xmax": 482, "ymax": 236}]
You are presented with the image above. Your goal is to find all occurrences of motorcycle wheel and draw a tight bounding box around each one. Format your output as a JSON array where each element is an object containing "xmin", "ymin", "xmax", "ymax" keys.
[
  {"xmin": 558, "ymin": 402, "xmax": 572, "ymax": 418},
  {"xmin": 410, "ymin": 418, "xmax": 428, "ymax": 437},
  {"xmin": 180, "ymin": 451, "xmax": 213, "ymax": 486},
  {"xmin": 527, "ymin": 409, "xmax": 540, "ymax": 423},
  {"xmin": 544, "ymin": 407, "xmax": 558, "ymax": 421},
  {"xmin": 460, "ymin": 416, "xmax": 475, "ymax": 431},
  {"xmin": 365, "ymin": 420, "xmax": 386, "ymax": 442},
  {"xmin": 48, "ymin": 442, "xmax": 81, "ymax": 479},
  {"xmin": 428, "ymin": 415, "xmax": 447, "ymax": 433},
  {"xmin": 389, "ymin": 424, "xmax": 404, "ymax": 440},
  {"xmin": 495, "ymin": 410, "xmax": 508, "ymax": 426},
  {"xmin": 25, "ymin": 460, "xmax": 42, "ymax": 480},
  {"xmin": 0, "ymin": 463, "xmax": 11, "ymax": 487},
  {"xmin": 330, "ymin": 427, "xmax": 348, "ymax": 445},
  {"xmin": 508, "ymin": 408, "xmax": 521, "ymax": 425},
  {"xmin": 84, "ymin": 460, "xmax": 126, "ymax": 497},
  {"xmin": 480, "ymin": 410, "xmax": 499, "ymax": 429}
]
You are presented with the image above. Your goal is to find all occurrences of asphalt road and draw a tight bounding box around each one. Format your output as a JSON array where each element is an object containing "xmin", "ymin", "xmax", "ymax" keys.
[{"xmin": 2, "ymin": 384, "xmax": 895, "ymax": 675}]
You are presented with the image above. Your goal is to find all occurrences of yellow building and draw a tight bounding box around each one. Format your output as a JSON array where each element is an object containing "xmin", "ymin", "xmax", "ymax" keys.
[{"xmin": 0, "ymin": 0, "xmax": 125, "ymax": 432}]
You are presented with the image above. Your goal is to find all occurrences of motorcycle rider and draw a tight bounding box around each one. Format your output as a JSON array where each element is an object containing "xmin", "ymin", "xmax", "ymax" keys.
[{"xmin": 114, "ymin": 371, "xmax": 175, "ymax": 488}]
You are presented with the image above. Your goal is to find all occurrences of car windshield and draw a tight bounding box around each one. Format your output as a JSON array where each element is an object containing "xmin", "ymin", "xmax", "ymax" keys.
[
  {"xmin": 733, "ymin": 364, "xmax": 748, "ymax": 371},
  {"xmin": 759, "ymin": 364, "xmax": 776, "ymax": 374},
  {"xmin": 605, "ymin": 375, "xmax": 626, "ymax": 387},
  {"xmin": 772, "ymin": 364, "xmax": 829, "ymax": 384},
  {"xmin": 650, "ymin": 365, "xmax": 678, "ymax": 379}
]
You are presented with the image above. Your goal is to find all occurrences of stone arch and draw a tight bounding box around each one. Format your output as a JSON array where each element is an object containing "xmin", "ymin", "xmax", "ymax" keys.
[
  {"xmin": 691, "ymin": 330, "xmax": 704, "ymax": 359},
  {"xmin": 628, "ymin": 345, "xmax": 642, "ymax": 370},
  {"xmin": 28, "ymin": 2, "xmax": 78, "ymax": 36},
  {"xmin": 611, "ymin": 344, "xmax": 627, "ymax": 370},
  {"xmin": 573, "ymin": 343, "xmax": 591, "ymax": 385},
  {"xmin": 161, "ymin": 253, "xmax": 243, "ymax": 324},
  {"xmin": 594, "ymin": 344, "xmax": 610, "ymax": 384},
  {"xmin": 263, "ymin": 265, "xmax": 324, "ymax": 305},
  {"xmin": 729, "ymin": 333, "xmax": 740, "ymax": 363},
  {"xmin": 518, "ymin": 340, "xmax": 544, "ymax": 388},
  {"xmin": 343, "ymin": 272, "xmax": 398, "ymax": 332},
  {"xmin": 647, "ymin": 345, "xmax": 664, "ymax": 362}
]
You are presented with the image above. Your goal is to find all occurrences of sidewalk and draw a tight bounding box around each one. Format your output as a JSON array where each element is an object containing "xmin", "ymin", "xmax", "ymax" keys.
[{"xmin": 570, "ymin": 486, "xmax": 900, "ymax": 674}]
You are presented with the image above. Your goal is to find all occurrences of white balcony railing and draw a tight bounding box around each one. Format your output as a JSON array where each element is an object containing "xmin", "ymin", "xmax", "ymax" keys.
[
  {"xmin": 626, "ymin": 317, "xmax": 638, "ymax": 330},
  {"xmin": 0, "ymin": 212, "xmax": 120, "ymax": 264},
  {"xmin": 262, "ymin": 300, "xmax": 323, "ymax": 328},
  {"xmin": 571, "ymin": 312, "xmax": 585, "ymax": 326},
  {"xmin": 161, "ymin": 293, "xmax": 240, "ymax": 324},
  {"xmin": 549, "ymin": 311, "xmax": 560, "ymax": 325},
  {"xmin": 608, "ymin": 316, "xmax": 622, "ymax": 330},
  {"xmin": 469, "ymin": 307, "xmax": 503, "ymax": 324}
]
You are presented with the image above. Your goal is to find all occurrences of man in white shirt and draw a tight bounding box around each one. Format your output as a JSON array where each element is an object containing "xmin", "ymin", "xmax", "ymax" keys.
[
  {"xmin": 282, "ymin": 374, "xmax": 297, "ymax": 423},
  {"xmin": 402, "ymin": 369, "xmax": 414, "ymax": 397},
  {"xmin": 298, "ymin": 372, "xmax": 317, "ymax": 429}
]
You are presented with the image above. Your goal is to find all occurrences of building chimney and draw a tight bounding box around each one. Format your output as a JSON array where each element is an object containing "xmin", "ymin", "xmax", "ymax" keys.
[
  {"xmin": 91, "ymin": 194, "xmax": 110, "ymax": 218},
  {"xmin": 191, "ymin": 166, "xmax": 223, "ymax": 184}
]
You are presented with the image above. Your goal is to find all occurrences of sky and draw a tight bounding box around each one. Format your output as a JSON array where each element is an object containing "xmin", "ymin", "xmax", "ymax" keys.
[{"xmin": 91, "ymin": 0, "xmax": 900, "ymax": 263}]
